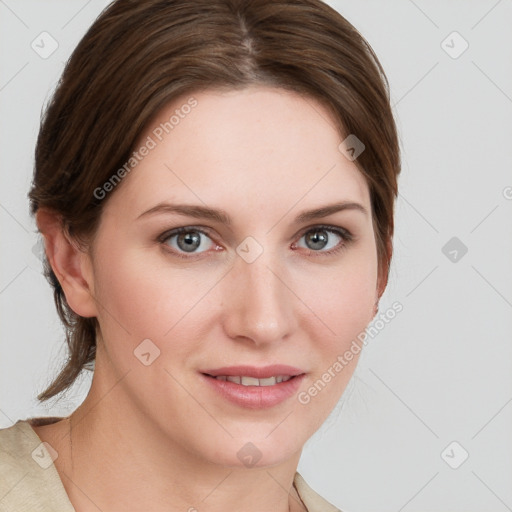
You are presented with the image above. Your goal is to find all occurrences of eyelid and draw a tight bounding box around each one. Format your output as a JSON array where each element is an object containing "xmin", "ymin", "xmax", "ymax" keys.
[
  {"xmin": 157, "ymin": 225, "xmax": 218, "ymax": 255},
  {"xmin": 291, "ymin": 224, "xmax": 354, "ymax": 257},
  {"xmin": 157, "ymin": 223, "xmax": 354, "ymax": 258},
  {"xmin": 295, "ymin": 223, "xmax": 353, "ymax": 241},
  {"xmin": 157, "ymin": 224, "xmax": 214, "ymax": 238}
]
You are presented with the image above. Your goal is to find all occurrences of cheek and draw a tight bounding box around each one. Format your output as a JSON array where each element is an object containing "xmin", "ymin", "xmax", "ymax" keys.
[
  {"xmin": 301, "ymin": 248, "xmax": 378, "ymax": 344},
  {"xmin": 293, "ymin": 248, "xmax": 377, "ymax": 411},
  {"xmin": 90, "ymin": 242, "xmax": 166, "ymax": 356},
  {"xmin": 91, "ymin": 246, "xmax": 219, "ymax": 354}
]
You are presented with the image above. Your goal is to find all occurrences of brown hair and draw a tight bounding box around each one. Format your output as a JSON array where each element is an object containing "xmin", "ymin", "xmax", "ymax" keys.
[{"xmin": 28, "ymin": 0, "xmax": 401, "ymax": 401}]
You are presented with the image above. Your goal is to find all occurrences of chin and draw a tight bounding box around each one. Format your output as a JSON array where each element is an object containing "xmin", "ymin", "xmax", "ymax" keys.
[{"xmin": 201, "ymin": 428, "xmax": 305, "ymax": 470}]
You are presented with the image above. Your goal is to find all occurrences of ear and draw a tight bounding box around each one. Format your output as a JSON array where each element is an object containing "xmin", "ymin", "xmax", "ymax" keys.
[
  {"xmin": 375, "ymin": 237, "xmax": 392, "ymax": 306},
  {"xmin": 36, "ymin": 208, "xmax": 98, "ymax": 318},
  {"xmin": 376, "ymin": 265, "xmax": 388, "ymax": 303}
]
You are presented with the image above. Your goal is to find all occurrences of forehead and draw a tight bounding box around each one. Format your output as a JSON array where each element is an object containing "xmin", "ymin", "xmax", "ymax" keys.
[{"xmin": 106, "ymin": 86, "xmax": 370, "ymax": 223}]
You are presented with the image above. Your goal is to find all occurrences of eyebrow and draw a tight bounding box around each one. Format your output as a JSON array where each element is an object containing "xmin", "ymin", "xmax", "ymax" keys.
[{"xmin": 136, "ymin": 200, "xmax": 368, "ymax": 225}]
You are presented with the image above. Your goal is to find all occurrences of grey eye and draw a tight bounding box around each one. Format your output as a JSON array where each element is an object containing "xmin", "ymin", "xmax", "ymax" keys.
[
  {"xmin": 163, "ymin": 229, "xmax": 215, "ymax": 254},
  {"xmin": 298, "ymin": 228, "xmax": 343, "ymax": 252}
]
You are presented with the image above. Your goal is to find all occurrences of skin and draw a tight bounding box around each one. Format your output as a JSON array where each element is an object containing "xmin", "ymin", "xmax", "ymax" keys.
[{"xmin": 33, "ymin": 85, "xmax": 384, "ymax": 512}]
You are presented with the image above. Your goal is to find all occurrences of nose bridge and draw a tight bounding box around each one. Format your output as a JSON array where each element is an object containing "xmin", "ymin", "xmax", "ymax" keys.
[{"xmin": 224, "ymin": 242, "xmax": 294, "ymax": 344}]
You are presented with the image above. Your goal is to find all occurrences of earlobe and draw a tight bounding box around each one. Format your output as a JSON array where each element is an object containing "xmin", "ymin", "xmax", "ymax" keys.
[{"xmin": 36, "ymin": 208, "xmax": 98, "ymax": 318}]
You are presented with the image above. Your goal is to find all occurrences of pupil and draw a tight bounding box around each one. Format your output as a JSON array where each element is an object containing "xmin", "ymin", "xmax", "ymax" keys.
[
  {"xmin": 179, "ymin": 232, "xmax": 200, "ymax": 252},
  {"xmin": 307, "ymin": 230, "xmax": 327, "ymax": 250}
]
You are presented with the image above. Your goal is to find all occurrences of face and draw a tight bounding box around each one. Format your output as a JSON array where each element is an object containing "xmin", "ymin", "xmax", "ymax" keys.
[{"xmin": 83, "ymin": 85, "xmax": 379, "ymax": 468}]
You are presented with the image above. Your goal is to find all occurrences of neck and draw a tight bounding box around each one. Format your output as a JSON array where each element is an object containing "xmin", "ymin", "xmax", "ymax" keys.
[{"xmin": 43, "ymin": 373, "xmax": 306, "ymax": 512}]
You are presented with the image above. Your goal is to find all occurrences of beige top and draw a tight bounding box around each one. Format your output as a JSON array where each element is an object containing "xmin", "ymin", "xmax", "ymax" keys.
[{"xmin": 0, "ymin": 418, "xmax": 341, "ymax": 512}]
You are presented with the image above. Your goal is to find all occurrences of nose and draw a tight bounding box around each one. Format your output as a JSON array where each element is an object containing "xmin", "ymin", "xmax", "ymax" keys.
[{"xmin": 222, "ymin": 246, "xmax": 297, "ymax": 347}]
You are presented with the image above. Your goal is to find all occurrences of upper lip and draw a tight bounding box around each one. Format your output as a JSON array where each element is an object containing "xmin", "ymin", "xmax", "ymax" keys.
[{"xmin": 201, "ymin": 365, "xmax": 305, "ymax": 379}]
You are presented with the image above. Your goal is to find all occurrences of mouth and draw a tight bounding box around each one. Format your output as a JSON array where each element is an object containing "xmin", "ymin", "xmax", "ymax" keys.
[
  {"xmin": 199, "ymin": 365, "xmax": 306, "ymax": 409},
  {"xmin": 206, "ymin": 375, "xmax": 294, "ymax": 386}
]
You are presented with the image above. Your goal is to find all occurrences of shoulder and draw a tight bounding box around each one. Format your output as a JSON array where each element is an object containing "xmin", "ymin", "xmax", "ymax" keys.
[
  {"xmin": 0, "ymin": 419, "xmax": 75, "ymax": 511},
  {"xmin": 293, "ymin": 472, "xmax": 343, "ymax": 512}
]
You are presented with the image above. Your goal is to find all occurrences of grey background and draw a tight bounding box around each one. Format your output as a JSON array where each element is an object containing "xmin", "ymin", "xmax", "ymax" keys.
[{"xmin": 1, "ymin": 1, "xmax": 511, "ymax": 511}]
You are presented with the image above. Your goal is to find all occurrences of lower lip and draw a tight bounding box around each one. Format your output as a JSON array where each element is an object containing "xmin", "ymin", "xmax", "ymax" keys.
[{"xmin": 201, "ymin": 373, "xmax": 306, "ymax": 409}]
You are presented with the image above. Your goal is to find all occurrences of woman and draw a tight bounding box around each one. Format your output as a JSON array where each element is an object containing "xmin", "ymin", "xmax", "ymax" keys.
[{"xmin": 0, "ymin": 0, "xmax": 400, "ymax": 510}]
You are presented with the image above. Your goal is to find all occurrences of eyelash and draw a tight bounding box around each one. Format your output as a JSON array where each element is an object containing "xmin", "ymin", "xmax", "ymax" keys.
[{"xmin": 157, "ymin": 224, "xmax": 354, "ymax": 260}]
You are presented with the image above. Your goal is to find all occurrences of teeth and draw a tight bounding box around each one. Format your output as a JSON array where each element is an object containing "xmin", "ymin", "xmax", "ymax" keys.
[
  {"xmin": 260, "ymin": 377, "xmax": 278, "ymax": 386},
  {"xmin": 215, "ymin": 375, "xmax": 293, "ymax": 386},
  {"xmin": 241, "ymin": 376, "xmax": 260, "ymax": 386}
]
